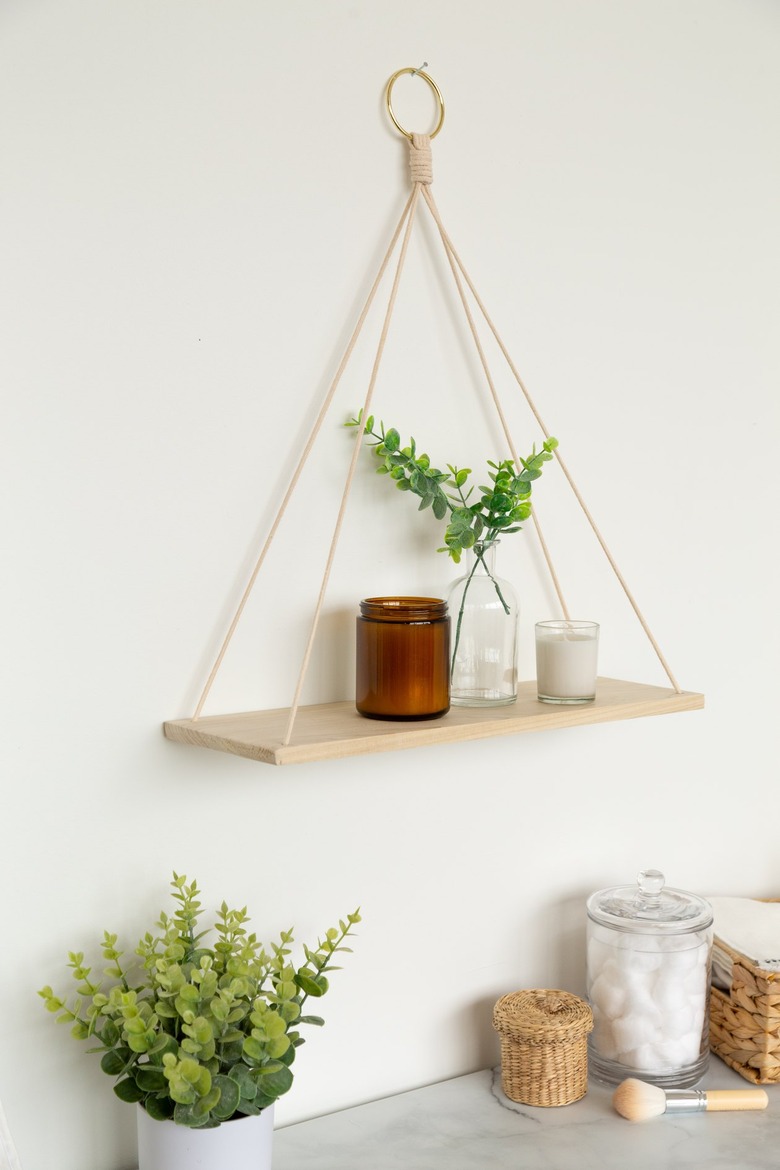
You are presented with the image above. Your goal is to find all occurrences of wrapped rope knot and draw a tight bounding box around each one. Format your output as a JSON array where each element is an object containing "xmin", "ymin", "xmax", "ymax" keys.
[{"xmin": 409, "ymin": 133, "xmax": 433, "ymax": 185}]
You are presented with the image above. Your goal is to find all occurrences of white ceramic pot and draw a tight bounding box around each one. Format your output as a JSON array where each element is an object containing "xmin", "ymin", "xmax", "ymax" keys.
[{"xmin": 137, "ymin": 1104, "xmax": 274, "ymax": 1170}]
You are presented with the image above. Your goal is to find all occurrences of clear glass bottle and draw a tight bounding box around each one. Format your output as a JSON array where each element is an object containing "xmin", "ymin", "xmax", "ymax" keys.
[
  {"xmin": 446, "ymin": 540, "xmax": 518, "ymax": 706},
  {"xmin": 586, "ymin": 869, "xmax": 714, "ymax": 1088},
  {"xmin": 355, "ymin": 597, "xmax": 450, "ymax": 720}
]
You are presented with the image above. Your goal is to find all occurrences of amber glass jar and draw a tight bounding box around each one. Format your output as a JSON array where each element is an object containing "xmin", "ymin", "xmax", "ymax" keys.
[{"xmin": 356, "ymin": 597, "xmax": 450, "ymax": 720}]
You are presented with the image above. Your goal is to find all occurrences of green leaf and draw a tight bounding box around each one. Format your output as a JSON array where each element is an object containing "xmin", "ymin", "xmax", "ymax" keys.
[
  {"xmin": 114, "ymin": 1077, "xmax": 146, "ymax": 1103},
  {"xmin": 432, "ymin": 494, "xmax": 448, "ymax": 520},
  {"xmin": 410, "ymin": 469, "xmax": 426, "ymax": 494},
  {"xmin": 100, "ymin": 1048, "xmax": 130, "ymax": 1076},
  {"xmin": 143, "ymin": 1096, "xmax": 175, "ymax": 1122},
  {"xmin": 101, "ymin": 1020, "xmax": 121, "ymax": 1047},
  {"xmin": 383, "ymin": 428, "xmax": 400, "ymax": 453},
  {"xmin": 298, "ymin": 1015, "xmax": 325, "ymax": 1026},
  {"xmin": 212, "ymin": 1075, "xmax": 241, "ymax": 1120},
  {"xmin": 257, "ymin": 1065, "xmax": 294, "ymax": 1101},
  {"xmin": 135, "ymin": 1067, "xmax": 168, "ymax": 1093},
  {"xmin": 242, "ymin": 1036, "xmax": 265, "ymax": 1064},
  {"xmin": 294, "ymin": 971, "xmax": 321, "ymax": 997},
  {"xmin": 235, "ymin": 1099, "xmax": 263, "ymax": 1116},
  {"xmin": 228, "ymin": 1064, "xmax": 257, "ymax": 1100},
  {"xmin": 173, "ymin": 1102, "xmax": 210, "ymax": 1128}
]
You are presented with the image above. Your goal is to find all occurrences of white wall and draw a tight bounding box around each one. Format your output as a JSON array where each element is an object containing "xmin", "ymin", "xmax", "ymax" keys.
[{"xmin": 2, "ymin": 2, "xmax": 778, "ymax": 1167}]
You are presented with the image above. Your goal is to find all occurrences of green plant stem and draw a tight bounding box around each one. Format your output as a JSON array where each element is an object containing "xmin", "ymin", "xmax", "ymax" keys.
[{"xmin": 450, "ymin": 544, "xmax": 510, "ymax": 676}]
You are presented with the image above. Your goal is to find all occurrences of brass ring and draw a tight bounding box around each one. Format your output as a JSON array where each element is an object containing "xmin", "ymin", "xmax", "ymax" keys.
[{"xmin": 385, "ymin": 67, "xmax": 445, "ymax": 140}]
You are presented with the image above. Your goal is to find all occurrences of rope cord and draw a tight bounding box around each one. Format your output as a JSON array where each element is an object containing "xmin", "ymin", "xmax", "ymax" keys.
[
  {"xmin": 421, "ymin": 184, "xmax": 571, "ymax": 620},
  {"xmin": 191, "ymin": 192, "xmax": 416, "ymax": 720},
  {"xmin": 193, "ymin": 123, "xmax": 682, "ymax": 736},
  {"xmin": 281, "ymin": 183, "xmax": 424, "ymax": 745},
  {"xmin": 419, "ymin": 185, "xmax": 681, "ymax": 693}
]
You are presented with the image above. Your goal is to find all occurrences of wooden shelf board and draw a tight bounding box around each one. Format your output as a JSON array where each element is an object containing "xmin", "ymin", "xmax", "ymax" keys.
[{"xmin": 163, "ymin": 677, "xmax": 704, "ymax": 766}]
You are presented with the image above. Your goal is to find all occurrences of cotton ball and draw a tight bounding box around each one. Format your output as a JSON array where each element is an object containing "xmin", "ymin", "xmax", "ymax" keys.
[
  {"xmin": 612, "ymin": 1013, "xmax": 661, "ymax": 1053},
  {"xmin": 623, "ymin": 978, "xmax": 662, "ymax": 1020},
  {"xmin": 678, "ymin": 1030, "xmax": 705, "ymax": 1063},
  {"xmin": 686, "ymin": 987, "xmax": 707, "ymax": 1015},
  {"xmin": 620, "ymin": 1045, "xmax": 660, "ymax": 1072},
  {"xmin": 653, "ymin": 975, "xmax": 688, "ymax": 1014},
  {"xmin": 589, "ymin": 972, "xmax": 628, "ymax": 1021},
  {"xmin": 614, "ymin": 947, "xmax": 662, "ymax": 974},
  {"xmin": 587, "ymin": 953, "xmax": 622, "ymax": 992},
  {"xmin": 682, "ymin": 966, "xmax": 707, "ymax": 997},
  {"xmin": 587, "ymin": 937, "xmax": 615, "ymax": 974},
  {"xmin": 654, "ymin": 1038, "xmax": 689, "ymax": 1068},
  {"xmin": 662, "ymin": 1005, "xmax": 696, "ymax": 1038},
  {"xmin": 662, "ymin": 948, "xmax": 699, "ymax": 972},
  {"xmin": 685, "ymin": 992, "xmax": 707, "ymax": 1037}
]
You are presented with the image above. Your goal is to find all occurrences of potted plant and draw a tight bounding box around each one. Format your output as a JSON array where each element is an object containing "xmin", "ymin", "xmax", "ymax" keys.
[
  {"xmin": 347, "ymin": 410, "xmax": 558, "ymax": 704},
  {"xmin": 39, "ymin": 873, "xmax": 360, "ymax": 1170}
]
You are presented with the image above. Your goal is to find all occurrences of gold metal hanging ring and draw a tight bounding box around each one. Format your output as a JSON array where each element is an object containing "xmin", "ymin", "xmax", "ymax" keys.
[{"xmin": 385, "ymin": 67, "xmax": 445, "ymax": 140}]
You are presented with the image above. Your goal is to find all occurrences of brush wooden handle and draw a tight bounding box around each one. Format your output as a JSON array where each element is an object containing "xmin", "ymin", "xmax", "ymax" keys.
[{"xmin": 704, "ymin": 1089, "xmax": 769, "ymax": 1112}]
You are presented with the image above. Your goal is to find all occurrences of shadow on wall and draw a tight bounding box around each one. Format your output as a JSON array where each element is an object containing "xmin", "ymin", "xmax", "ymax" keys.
[
  {"xmin": 546, "ymin": 889, "xmax": 591, "ymax": 999},
  {"xmin": 452, "ymin": 891, "xmax": 593, "ymax": 1076},
  {"xmin": 464, "ymin": 994, "xmax": 505, "ymax": 1073},
  {"xmin": 306, "ymin": 606, "xmax": 355, "ymax": 703}
]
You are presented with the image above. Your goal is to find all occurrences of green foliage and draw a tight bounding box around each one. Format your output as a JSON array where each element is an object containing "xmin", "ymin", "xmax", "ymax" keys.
[
  {"xmin": 346, "ymin": 410, "xmax": 558, "ymax": 564},
  {"xmin": 347, "ymin": 411, "xmax": 558, "ymax": 671},
  {"xmin": 38, "ymin": 874, "xmax": 360, "ymax": 1129}
]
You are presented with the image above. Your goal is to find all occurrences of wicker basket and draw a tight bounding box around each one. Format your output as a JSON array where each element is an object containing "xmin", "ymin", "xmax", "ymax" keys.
[
  {"xmin": 710, "ymin": 934, "xmax": 780, "ymax": 1084},
  {"xmin": 493, "ymin": 989, "xmax": 593, "ymax": 1107}
]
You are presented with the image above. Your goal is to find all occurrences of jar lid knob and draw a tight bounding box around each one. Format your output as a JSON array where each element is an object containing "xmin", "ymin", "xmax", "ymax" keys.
[{"xmin": 636, "ymin": 868, "xmax": 665, "ymax": 905}]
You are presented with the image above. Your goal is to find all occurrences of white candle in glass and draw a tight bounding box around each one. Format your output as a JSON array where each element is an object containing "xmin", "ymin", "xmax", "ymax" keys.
[{"xmin": 535, "ymin": 620, "xmax": 599, "ymax": 703}]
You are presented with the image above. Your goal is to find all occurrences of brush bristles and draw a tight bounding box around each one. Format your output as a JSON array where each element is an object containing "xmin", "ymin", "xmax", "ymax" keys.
[{"xmin": 612, "ymin": 1078, "xmax": 667, "ymax": 1121}]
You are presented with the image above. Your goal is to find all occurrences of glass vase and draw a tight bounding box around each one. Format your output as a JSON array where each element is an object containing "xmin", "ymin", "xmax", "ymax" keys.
[{"xmin": 446, "ymin": 540, "xmax": 518, "ymax": 706}]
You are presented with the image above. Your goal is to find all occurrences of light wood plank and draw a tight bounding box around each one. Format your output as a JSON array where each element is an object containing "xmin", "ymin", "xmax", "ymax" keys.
[{"xmin": 163, "ymin": 677, "xmax": 704, "ymax": 766}]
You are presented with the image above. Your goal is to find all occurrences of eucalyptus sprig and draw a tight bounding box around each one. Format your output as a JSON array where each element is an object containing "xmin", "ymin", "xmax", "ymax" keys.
[
  {"xmin": 346, "ymin": 410, "xmax": 557, "ymax": 564},
  {"xmin": 347, "ymin": 410, "xmax": 558, "ymax": 672},
  {"xmin": 38, "ymin": 873, "xmax": 360, "ymax": 1129}
]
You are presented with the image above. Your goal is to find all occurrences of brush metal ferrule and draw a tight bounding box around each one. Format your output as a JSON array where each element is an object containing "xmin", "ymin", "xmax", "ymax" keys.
[{"xmin": 663, "ymin": 1090, "xmax": 707, "ymax": 1113}]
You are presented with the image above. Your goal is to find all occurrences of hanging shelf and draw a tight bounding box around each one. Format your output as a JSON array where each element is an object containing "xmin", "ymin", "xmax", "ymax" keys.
[
  {"xmin": 164, "ymin": 679, "xmax": 702, "ymax": 767},
  {"xmin": 164, "ymin": 68, "xmax": 703, "ymax": 767}
]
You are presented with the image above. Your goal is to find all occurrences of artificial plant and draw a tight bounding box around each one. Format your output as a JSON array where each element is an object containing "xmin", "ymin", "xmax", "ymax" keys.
[{"xmin": 39, "ymin": 873, "xmax": 360, "ymax": 1128}]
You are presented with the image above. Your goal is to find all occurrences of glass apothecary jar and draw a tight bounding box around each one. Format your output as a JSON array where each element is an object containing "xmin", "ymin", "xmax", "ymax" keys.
[
  {"xmin": 586, "ymin": 869, "xmax": 713, "ymax": 1088},
  {"xmin": 356, "ymin": 596, "xmax": 450, "ymax": 720}
]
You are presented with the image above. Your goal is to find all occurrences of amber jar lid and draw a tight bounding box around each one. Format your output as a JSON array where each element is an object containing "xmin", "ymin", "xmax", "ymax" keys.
[{"xmin": 359, "ymin": 597, "xmax": 448, "ymax": 623}]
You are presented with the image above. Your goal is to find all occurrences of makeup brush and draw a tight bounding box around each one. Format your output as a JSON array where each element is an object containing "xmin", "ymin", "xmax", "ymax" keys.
[{"xmin": 612, "ymin": 1077, "xmax": 769, "ymax": 1121}]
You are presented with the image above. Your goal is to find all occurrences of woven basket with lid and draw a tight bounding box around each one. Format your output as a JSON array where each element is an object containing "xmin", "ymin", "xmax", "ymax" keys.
[{"xmin": 493, "ymin": 989, "xmax": 593, "ymax": 1107}]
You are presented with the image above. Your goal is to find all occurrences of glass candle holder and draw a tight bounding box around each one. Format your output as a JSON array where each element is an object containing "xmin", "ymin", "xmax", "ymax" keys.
[
  {"xmin": 356, "ymin": 597, "xmax": 450, "ymax": 720},
  {"xmin": 535, "ymin": 620, "xmax": 599, "ymax": 704}
]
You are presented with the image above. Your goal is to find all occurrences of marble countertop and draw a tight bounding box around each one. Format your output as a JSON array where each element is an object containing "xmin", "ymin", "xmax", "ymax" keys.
[{"xmin": 274, "ymin": 1063, "xmax": 779, "ymax": 1170}]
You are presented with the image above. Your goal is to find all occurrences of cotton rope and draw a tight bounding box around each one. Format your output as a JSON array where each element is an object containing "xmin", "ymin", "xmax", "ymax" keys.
[
  {"xmin": 194, "ymin": 124, "xmax": 682, "ymax": 741},
  {"xmin": 282, "ymin": 182, "xmax": 424, "ymax": 745},
  {"xmin": 421, "ymin": 183, "xmax": 571, "ymax": 620},
  {"xmin": 191, "ymin": 191, "xmax": 417, "ymax": 720},
  {"xmin": 420, "ymin": 185, "xmax": 682, "ymax": 693}
]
